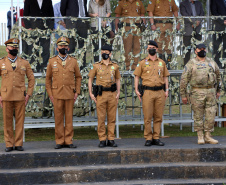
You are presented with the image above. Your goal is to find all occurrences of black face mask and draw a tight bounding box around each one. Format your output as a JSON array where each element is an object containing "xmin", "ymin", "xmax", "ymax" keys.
[
  {"xmin": 148, "ymin": 48, "xmax": 157, "ymax": 56},
  {"xmin": 102, "ymin": 53, "xmax": 110, "ymax": 60},
  {"xmin": 197, "ymin": 50, "xmax": 206, "ymax": 58},
  {"xmin": 9, "ymin": 49, "xmax": 18, "ymax": 56},
  {"xmin": 59, "ymin": 48, "xmax": 68, "ymax": 55}
]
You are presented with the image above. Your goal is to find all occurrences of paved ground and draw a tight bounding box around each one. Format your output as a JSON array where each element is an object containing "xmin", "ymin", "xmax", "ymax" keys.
[{"xmin": 0, "ymin": 136, "xmax": 226, "ymax": 154}]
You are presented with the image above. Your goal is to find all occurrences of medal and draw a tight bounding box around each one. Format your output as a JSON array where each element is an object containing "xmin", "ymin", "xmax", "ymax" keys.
[
  {"xmin": 62, "ymin": 61, "xmax": 66, "ymax": 66},
  {"xmin": 111, "ymin": 66, "xmax": 115, "ymax": 69},
  {"xmin": 11, "ymin": 63, "xmax": 16, "ymax": 67},
  {"xmin": 147, "ymin": 71, "xmax": 150, "ymax": 73}
]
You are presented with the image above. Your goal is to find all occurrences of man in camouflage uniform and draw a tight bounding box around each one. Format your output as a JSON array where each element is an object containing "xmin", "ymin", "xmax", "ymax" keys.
[{"xmin": 180, "ymin": 44, "xmax": 221, "ymax": 145}]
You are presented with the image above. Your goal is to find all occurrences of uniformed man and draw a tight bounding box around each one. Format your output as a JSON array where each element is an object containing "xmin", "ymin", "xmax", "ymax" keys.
[
  {"xmin": 88, "ymin": 45, "xmax": 121, "ymax": 147},
  {"xmin": 147, "ymin": 0, "xmax": 179, "ymax": 68},
  {"xmin": 180, "ymin": 44, "xmax": 221, "ymax": 145},
  {"xmin": 0, "ymin": 38, "xmax": 35, "ymax": 152},
  {"xmin": 45, "ymin": 37, "xmax": 82, "ymax": 149},
  {"xmin": 134, "ymin": 40, "xmax": 169, "ymax": 146},
  {"xmin": 115, "ymin": 0, "xmax": 145, "ymax": 70}
]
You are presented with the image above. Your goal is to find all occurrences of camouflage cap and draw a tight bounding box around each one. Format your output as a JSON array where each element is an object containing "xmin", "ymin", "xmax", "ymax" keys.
[
  {"xmin": 4, "ymin": 38, "xmax": 20, "ymax": 47},
  {"xmin": 57, "ymin": 37, "xmax": 70, "ymax": 46}
]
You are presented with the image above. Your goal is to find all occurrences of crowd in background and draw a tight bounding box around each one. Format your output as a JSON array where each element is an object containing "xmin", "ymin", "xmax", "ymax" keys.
[{"xmin": 6, "ymin": 0, "xmax": 226, "ymax": 71}]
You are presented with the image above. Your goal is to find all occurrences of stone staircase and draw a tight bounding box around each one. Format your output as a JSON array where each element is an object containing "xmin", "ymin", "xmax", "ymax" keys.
[{"xmin": 0, "ymin": 137, "xmax": 226, "ymax": 184}]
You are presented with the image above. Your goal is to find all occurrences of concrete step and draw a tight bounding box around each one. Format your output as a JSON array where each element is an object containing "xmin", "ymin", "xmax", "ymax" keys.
[
  {"xmin": 0, "ymin": 162, "xmax": 226, "ymax": 184},
  {"xmin": 55, "ymin": 179, "xmax": 226, "ymax": 185},
  {"xmin": 0, "ymin": 147, "xmax": 225, "ymax": 169}
]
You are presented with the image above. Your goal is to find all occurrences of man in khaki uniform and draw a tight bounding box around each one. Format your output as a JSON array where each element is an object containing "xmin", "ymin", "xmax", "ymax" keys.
[
  {"xmin": 180, "ymin": 44, "xmax": 221, "ymax": 145},
  {"xmin": 0, "ymin": 38, "xmax": 35, "ymax": 152},
  {"xmin": 88, "ymin": 45, "xmax": 121, "ymax": 147},
  {"xmin": 134, "ymin": 40, "xmax": 169, "ymax": 146},
  {"xmin": 147, "ymin": 0, "xmax": 179, "ymax": 68},
  {"xmin": 46, "ymin": 37, "xmax": 82, "ymax": 149},
  {"xmin": 115, "ymin": 0, "xmax": 145, "ymax": 70}
]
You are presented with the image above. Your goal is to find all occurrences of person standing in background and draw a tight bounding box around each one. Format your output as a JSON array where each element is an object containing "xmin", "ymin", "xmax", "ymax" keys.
[
  {"xmin": 61, "ymin": 0, "xmax": 89, "ymax": 69},
  {"xmin": 180, "ymin": 0, "xmax": 204, "ymax": 66},
  {"xmin": 147, "ymin": 0, "xmax": 179, "ymax": 69},
  {"xmin": 53, "ymin": 2, "xmax": 66, "ymax": 55},
  {"xmin": 7, "ymin": 7, "xmax": 16, "ymax": 39},
  {"xmin": 23, "ymin": 0, "xmax": 54, "ymax": 72},
  {"xmin": 88, "ymin": 0, "xmax": 112, "ymax": 62},
  {"xmin": 210, "ymin": 0, "xmax": 226, "ymax": 69},
  {"xmin": 115, "ymin": 0, "xmax": 146, "ymax": 71}
]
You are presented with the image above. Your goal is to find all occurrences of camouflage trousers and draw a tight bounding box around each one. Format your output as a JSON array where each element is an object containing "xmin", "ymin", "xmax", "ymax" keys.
[{"xmin": 191, "ymin": 88, "xmax": 217, "ymax": 132}]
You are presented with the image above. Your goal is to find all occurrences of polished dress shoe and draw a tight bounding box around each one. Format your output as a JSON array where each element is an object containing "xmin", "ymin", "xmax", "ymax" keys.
[
  {"xmin": 107, "ymin": 140, "xmax": 117, "ymax": 147},
  {"xmin": 64, "ymin": 144, "xmax": 77, "ymax": 148},
  {"xmin": 98, "ymin": 141, "xmax": 106, "ymax": 148},
  {"xmin": 5, "ymin": 147, "xmax": 13, "ymax": 152},
  {"xmin": 144, "ymin": 140, "xmax": 152, "ymax": 146},
  {"xmin": 54, "ymin": 144, "xmax": 63, "ymax": 149},
  {"xmin": 15, "ymin": 146, "xmax": 24, "ymax": 151},
  {"xmin": 152, "ymin": 139, "xmax": 165, "ymax": 146}
]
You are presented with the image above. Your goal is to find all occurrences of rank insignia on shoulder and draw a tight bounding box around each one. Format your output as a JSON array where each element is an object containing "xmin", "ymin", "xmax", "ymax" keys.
[
  {"xmin": 50, "ymin": 55, "xmax": 57, "ymax": 59},
  {"xmin": 0, "ymin": 57, "xmax": 5, "ymax": 60}
]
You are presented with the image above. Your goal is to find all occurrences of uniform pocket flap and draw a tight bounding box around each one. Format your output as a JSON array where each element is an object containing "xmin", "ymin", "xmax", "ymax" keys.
[
  {"xmin": 21, "ymin": 87, "xmax": 26, "ymax": 91},
  {"xmin": 2, "ymin": 70, "xmax": 8, "ymax": 74},
  {"xmin": 69, "ymin": 68, "xmax": 75, "ymax": 72},
  {"xmin": 52, "ymin": 85, "xmax": 58, "ymax": 89},
  {"xmin": 70, "ymin": 85, "xmax": 75, "ymax": 89},
  {"xmin": 52, "ymin": 68, "xmax": 59, "ymax": 72},
  {"xmin": 21, "ymin": 70, "xmax": 26, "ymax": 74},
  {"xmin": 1, "ymin": 87, "xmax": 7, "ymax": 92}
]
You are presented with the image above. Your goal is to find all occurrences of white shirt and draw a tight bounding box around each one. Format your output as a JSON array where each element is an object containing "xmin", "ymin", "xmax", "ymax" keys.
[
  {"xmin": 37, "ymin": 0, "xmax": 43, "ymax": 9},
  {"xmin": 78, "ymin": 0, "xmax": 86, "ymax": 17}
]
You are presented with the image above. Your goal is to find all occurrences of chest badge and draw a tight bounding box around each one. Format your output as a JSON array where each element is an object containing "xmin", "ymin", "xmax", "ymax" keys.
[
  {"xmin": 136, "ymin": 2, "xmax": 140, "ymax": 6},
  {"xmin": 111, "ymin": 66, "xmax": 115, "ymax": 69}
]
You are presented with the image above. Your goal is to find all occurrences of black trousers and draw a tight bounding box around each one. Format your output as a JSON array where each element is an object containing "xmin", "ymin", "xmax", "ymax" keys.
[
  {"xmin": 183, "ymin": 33, "xmax": 202, "ymax": 66},
  {"xmin": 213, "ymin": 33, "xmax": 226, "ymax": 69}
]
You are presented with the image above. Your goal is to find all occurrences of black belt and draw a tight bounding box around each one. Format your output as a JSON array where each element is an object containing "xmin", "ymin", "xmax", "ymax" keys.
[
  {"xmin": 143, "ymin": 86, "xmax": 163, "ymax": 91},
  {"xmin": 102, "ymin": 87, "xmax": 116, "ymax": 92},
  {"xmin": 125, "ymin": 23, "xmax": 141, "ymax": 27},
  {"xmin": 154, "ymin": 20, "xmax": 173, "ymax": 24}
]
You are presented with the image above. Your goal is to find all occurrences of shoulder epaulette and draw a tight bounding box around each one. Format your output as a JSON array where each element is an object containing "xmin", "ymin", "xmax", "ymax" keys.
[
  {"xmin": 0, "ymin": 57, "xmax": 5, "ymax": 60},
  {"xmin": 95, "ymin": 61, "xmax": 101, "ymax": 64},
  {"xmin": 69, "ymin": 54, "xmax": 77, "ymax": 59},
  {"xmin": 50, "ymin": 55, "xmax": 57, "ymax": 59}
]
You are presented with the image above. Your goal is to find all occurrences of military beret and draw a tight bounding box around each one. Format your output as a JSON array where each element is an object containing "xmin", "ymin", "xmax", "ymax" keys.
[
  {"xmin": 196, "ymin": 44, "xmax": 206, "ymax": 49},
  {"xmin": 148, "ymin": 40, "xmax": 158, "ymax": 48},
  {"xmin": 57, "ymin": 37, "xmax": 70, "ymax": 45},
  {"xmin": 4, "ymin": 38, "xmax": 20, "ymax": 47},
  {"xmin": 101, "ymin": 45, "xmax": 112, "ymax": 52}
]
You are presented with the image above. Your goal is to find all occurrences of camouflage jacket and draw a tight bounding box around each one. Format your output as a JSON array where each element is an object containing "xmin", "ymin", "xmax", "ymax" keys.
[{"xmin": 180, "ymin": 57, "xmax": 221, "ymax": 98}]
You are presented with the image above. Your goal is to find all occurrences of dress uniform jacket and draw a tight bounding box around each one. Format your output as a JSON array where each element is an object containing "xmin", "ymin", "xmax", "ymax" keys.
[
  {"xmin": 45, "ymin": 55, "xmax": 82, "ymax": 99},
  {"xmin": 0, "ymin": 57, "xmax": 35, "ymax": 100}
]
